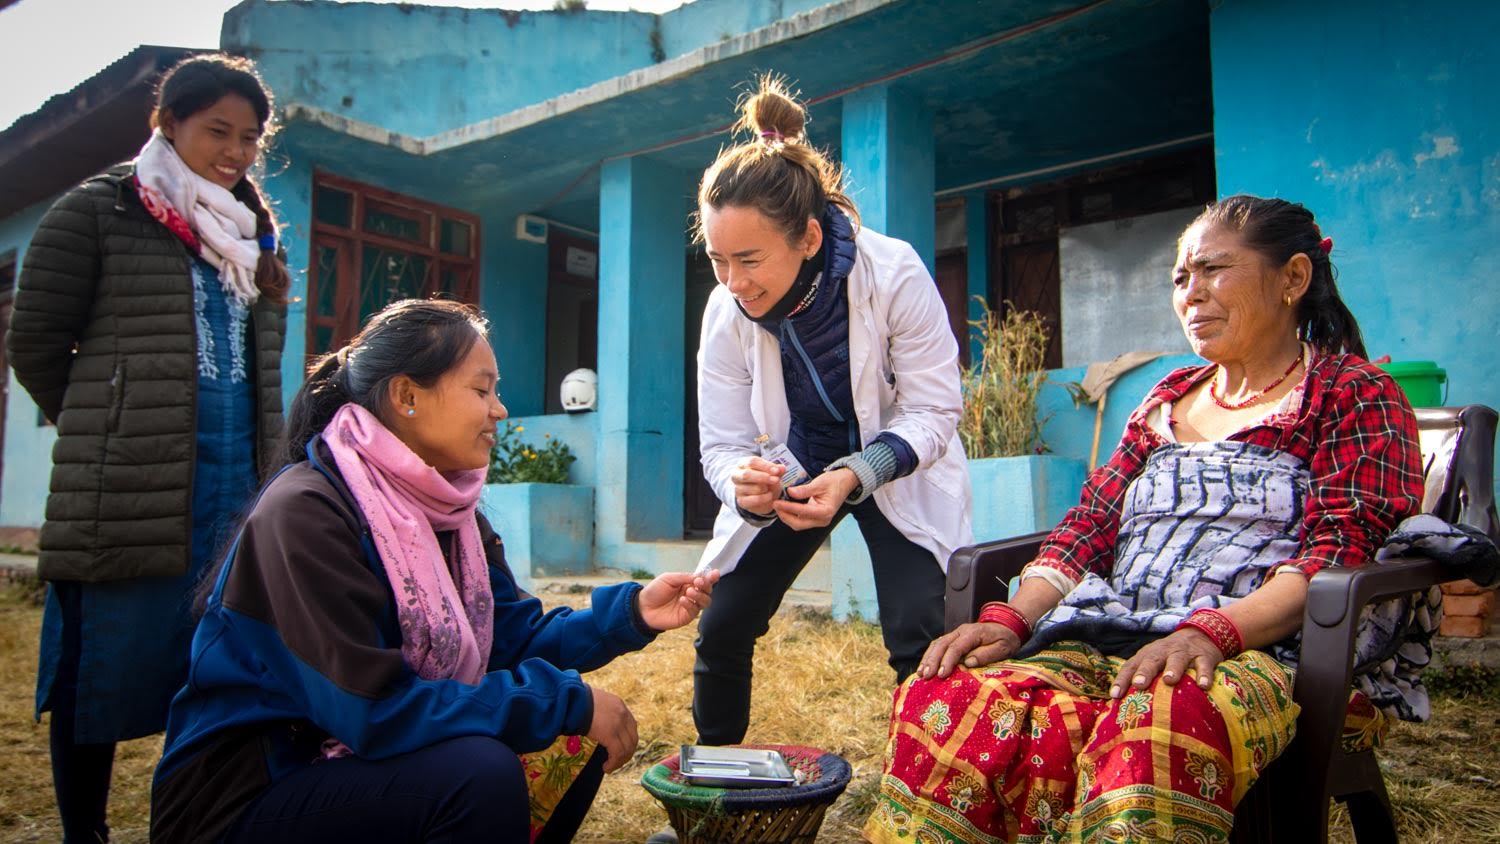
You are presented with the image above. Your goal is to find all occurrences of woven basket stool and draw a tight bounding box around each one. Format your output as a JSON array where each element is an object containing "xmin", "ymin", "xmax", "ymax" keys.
[{"xmin": 640, "ymin": 744, "xmax": 852, "ymax": 844}]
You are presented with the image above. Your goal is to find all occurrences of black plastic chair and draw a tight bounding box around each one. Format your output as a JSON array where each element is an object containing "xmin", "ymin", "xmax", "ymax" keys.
[{"xmin": 944, "ymin": 405, "xmax": 1499, "ymax": 843}]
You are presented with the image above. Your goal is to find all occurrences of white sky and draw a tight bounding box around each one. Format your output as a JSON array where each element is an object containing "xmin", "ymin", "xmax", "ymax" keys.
[{"xmin": 0, "ymin": 0, "xmax": 687, "ymax": 130}]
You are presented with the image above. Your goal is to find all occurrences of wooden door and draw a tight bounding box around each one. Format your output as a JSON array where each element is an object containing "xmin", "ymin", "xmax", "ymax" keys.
[
  {"xmin": 999, "ymin": 240, "xmax": 1062, "ymax": 369},
  {"xmin": 933, "ymin": 251, "xmax": 970, "ymax": 368}
]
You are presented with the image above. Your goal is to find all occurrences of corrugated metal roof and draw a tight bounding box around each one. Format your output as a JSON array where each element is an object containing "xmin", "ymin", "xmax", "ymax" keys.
[{"xmin": 0, "ymin": 44, "xmax": 201, "ymax": 218}]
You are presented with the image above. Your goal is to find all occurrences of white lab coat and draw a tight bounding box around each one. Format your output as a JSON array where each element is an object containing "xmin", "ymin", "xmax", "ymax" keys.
[{"xmin": 694, "ymin": 226, "xmax": 974, "ymax": 577}]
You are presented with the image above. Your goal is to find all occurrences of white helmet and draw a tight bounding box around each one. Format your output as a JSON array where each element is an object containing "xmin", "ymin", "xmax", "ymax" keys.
[{"xmin": 560, "ymin": 368, "xmax": 598, "ymax": 412}]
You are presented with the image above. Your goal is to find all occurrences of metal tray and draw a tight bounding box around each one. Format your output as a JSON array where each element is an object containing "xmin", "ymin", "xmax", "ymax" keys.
[{"xmin": 678, "ymin": 745, "xmax": 798, "ymax": 788}]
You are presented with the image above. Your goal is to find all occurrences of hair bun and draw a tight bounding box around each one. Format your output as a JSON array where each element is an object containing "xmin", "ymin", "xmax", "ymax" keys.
[{"xmin": 736, "ymin": 74, "xmax": 806, "ymax": 143}]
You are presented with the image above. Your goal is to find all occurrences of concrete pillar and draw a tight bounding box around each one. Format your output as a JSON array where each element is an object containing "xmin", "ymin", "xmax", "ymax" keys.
[
  {"xmin": 596, "ymin": 155, "xmax": 687, "ymax": 545},
  {"xmin": 835, "ymin": 83, "xmax": 937, "ymax": 619},
  {"xmin": 841, "ymin": 83, "xmax": 936, "ymax": 273},
  {"xmin": 963, "ymin": 188, "xmax": 991, "ymax": 364},
  {"xmin": 483, "ymin": 209, "xmax": 549, "ymax": 417}
]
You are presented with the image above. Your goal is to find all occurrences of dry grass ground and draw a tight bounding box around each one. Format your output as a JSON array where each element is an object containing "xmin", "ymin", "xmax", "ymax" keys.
[{"xmin": 0, "ymin": 581, "xmax": 1496, "ymax": 843}]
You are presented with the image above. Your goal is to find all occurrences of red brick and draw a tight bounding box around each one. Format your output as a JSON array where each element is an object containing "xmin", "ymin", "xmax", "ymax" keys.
[
  {"xmin": 1443, "ymin": 579, "xmax": 1487, "ymax": 596},
  {"xmin": 1444, "ymin": 593, "xmax": 1496, "ymax": 617},
  {"xmin": 1439, "ymin": 616, "xmax": 1489, "ymax": 638}
]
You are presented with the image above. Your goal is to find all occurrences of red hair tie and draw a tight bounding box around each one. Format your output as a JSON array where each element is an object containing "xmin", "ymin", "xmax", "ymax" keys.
[{"xmin": 1319, "ymin": 236, "xmax": 1333, "ymax": 255}]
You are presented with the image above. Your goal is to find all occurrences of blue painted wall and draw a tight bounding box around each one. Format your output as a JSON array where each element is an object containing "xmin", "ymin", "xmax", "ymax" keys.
[
  {"xmin": 1211, "ymin": 0, "xmax": 1500, "ymax": 495},
  {"xmin": 224, "ymin": 1, "xmax": 659, "ymax": 138},
  {"xmin": 224, "ymin": 0, "xmax": 829, "ymax": 142},
  {"xmin": 659, "ymin": 0, "xmax": 833, "ymax": 55},
  {"xmin": 0, "ymin": 199, "xmax": 57, "ymax": 527},
  {"xmin": 484, "ymin": 210, "xmax": 549, "ymax": 418}
]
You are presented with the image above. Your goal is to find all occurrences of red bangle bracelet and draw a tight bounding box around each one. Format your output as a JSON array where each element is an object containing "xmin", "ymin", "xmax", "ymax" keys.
[
  {"xmin": 978, "ymin": 602, "xmax": 1032, "ymax": 642},
  {"xmin": 1176, "ymin": 608, "xmax": 1244, "ymax": 658}
]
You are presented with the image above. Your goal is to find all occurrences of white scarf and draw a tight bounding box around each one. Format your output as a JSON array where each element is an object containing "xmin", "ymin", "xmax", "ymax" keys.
[{"xmin": 133, "ymin": 129, "xmax": 262, "ymax": 306}]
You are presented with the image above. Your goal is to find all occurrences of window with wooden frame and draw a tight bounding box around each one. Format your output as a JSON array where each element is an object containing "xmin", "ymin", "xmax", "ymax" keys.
[{"xmin": 307, "ymin": 173, "xmax": 481, "ymax": 358}]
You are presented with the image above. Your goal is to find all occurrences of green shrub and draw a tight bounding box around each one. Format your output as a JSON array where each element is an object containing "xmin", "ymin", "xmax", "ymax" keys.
[
  {"xmin": 487, "ymin": 423, "xmax": 576, "ymax": 484},
  {"xmin": 1423, "ymin": 662, "xmax": 1500, "ymax": 699}
]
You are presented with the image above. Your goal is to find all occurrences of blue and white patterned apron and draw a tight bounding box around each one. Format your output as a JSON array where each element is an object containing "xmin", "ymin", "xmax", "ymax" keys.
[{"xmin": 1021, "ymin": 441, "xmax": 1442, "ymax": 721}]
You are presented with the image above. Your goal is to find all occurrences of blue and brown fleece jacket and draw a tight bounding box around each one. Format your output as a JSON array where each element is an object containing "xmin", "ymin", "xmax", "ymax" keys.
[{"xmin": 150, "ymin": 436, "xmax": 656, "ymax": 844}]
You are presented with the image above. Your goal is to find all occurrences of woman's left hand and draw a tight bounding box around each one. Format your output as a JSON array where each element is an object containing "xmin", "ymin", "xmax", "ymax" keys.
[
  {"xmin": 774, "ymin": 468, "xmax": 860, "ymax": 530},
  {"xmin": 1109, "ymin": 627, "xmax": 1225, "ymax": 698},
  {"xmin": 637, "ymin": 570, "xmax": 721, "ymax": 632}
]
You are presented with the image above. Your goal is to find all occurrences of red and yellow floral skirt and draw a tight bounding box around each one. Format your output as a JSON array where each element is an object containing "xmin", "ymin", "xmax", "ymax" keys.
[
  {"xmin": 522, "ymin": 734, "xmax": 597, "ymax": 842},
  {"xmin": 864, "ymin": 642, "xmax": 1309, "ymax": 844}
]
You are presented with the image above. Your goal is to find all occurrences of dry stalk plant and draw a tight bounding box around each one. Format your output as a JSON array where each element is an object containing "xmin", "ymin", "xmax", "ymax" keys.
[{"xmin": 960, "ymin": 298, "xmax": 1051, "ymax": 459}]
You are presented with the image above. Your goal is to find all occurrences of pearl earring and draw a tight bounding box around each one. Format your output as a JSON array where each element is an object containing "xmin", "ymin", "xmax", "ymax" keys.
[{"xmin": 406, "ymin": 408, "xmax": 416, "ymax": 417}]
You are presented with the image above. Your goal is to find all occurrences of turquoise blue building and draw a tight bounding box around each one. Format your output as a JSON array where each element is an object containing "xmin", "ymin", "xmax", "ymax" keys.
[{"xmin": 1, "ymin": 0, "xmax": 1495, "ymax": 616}]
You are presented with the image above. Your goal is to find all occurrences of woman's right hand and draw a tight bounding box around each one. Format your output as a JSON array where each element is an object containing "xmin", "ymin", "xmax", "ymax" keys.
[
  {"xmin": 915, "ymin": 622, "xmax": 1022, "ymax": 680},
  {"xmin": 731, "ymin": 456, "xmax": 785, "ymax": 516},
  {"xmin": 586, "ymin": 687, "xmax": 638, "ymax": 774}
]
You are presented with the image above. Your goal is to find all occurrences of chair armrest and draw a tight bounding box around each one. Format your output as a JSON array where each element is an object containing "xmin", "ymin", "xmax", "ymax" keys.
[
  {"xmin": 943, "ymin": 532, "xmax": 1049, "ymax": 632},
  {"xmin": 1304, "ymin": 555, "xmax": 1455, "ymax": 629},
  {"xmin": 1280, "ymin": 555, "xmax": 1463, "ymax": 825}
]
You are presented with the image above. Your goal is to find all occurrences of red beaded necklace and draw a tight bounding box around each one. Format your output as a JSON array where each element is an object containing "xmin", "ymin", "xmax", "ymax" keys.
[{"xmin": 1209, "ymin": 352, "xmax": 1303, "ymax": 410}]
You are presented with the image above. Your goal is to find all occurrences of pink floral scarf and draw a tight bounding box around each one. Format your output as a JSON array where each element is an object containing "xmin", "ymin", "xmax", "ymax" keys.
[{"xmin": 323, "ymin": 403, "xmax": 493, "ymax": 684}]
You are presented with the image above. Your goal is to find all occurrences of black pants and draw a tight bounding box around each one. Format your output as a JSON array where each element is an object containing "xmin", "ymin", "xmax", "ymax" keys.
[
  {"xmin": 693, "ymin": 498, "xmax": 946, "ymax": 746},
  {"xmin": 224, "ymin": 737, "xmax": 605, "ymax": 844},
  {"xmin": 50, "ymin": 583, "xmax": 116, "ymax": 844}
]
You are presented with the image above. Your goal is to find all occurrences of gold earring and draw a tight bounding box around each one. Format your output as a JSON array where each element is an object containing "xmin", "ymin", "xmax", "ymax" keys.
[{"xmin": 1283, "ymin": 293, "xmax": 1294, "ymax": 307}]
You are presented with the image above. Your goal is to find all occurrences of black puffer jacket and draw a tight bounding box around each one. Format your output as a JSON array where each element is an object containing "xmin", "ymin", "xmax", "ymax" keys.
[{"xmin": 7, "ymin": 165, "xmax": 286, "ymax": 582}]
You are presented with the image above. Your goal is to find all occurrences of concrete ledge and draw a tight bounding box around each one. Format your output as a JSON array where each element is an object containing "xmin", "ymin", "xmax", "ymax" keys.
[
  {"xmin": 0, "ymin": 527, "xmax": 39, "ymax": 553},
  {"xmin": 1433, "ymin": 623, "xmax": 1500, "ymax": 671},
  {"xmin": 0, "ymin": 551, "xmax": 37, "ymax": 580}
]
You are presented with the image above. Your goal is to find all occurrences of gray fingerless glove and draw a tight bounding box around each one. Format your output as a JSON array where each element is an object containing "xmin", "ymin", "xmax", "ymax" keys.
[{"xmin": 825, "ymin": 440, "xmax": 901, "ymax": 505}]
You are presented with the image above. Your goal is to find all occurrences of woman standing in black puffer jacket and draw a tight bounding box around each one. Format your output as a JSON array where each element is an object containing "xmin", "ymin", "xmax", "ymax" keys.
[{"xmin": 7, "ymin": 54, "xmax": 288, "ymax": 843}]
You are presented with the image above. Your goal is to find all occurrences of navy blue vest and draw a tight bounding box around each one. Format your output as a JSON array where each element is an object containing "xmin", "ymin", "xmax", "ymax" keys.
[{"xmin": 758, "ymin": 208, "xmax": 860, "ymax": 476}]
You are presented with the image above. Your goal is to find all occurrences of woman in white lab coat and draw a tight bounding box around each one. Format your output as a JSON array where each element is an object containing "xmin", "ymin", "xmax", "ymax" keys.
[{"xmin": 691, "ymin": 76, "xmax": 973, "ymax": 746}]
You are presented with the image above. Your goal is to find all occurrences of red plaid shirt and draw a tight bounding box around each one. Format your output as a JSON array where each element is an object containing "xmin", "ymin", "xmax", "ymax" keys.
[{"xmin": 1031, "ymin": 353, "xmax": 1422, "ymax": 583}]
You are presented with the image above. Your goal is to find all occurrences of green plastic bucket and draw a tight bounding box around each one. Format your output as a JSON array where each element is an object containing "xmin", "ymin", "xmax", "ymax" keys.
[{"xmin": 1377, "ymin": 361, "xmax": 1447, "ymax": 407}]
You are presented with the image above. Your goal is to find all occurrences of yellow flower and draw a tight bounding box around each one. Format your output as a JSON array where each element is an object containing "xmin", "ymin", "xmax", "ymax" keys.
[
  {"xmin": 528, "ymin": 452, "xmax": 537, "ymax": 460},
  {"xmin": 515, "ymin": 425, "xmax": 525, "ymax": 433}
]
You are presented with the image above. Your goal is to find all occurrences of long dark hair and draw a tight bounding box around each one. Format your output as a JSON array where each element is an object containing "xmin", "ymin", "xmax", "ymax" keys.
[
  {"xmin": 279, "ymin": 298, "xmax": 492, "ymax": 466},
  {"xmin": 695, "ymin": 74, "xmax": 858, "ymax": 244},
  {"xmin": 1191, "ymin": 194, "xmax": 1366, "ymax": 358},
  {"xmin": 151, "ymin": 54, "xmax": 290, "ymax": 302},
  {"xmin": 196, "ymin": 299, "xmax": 490, "ymax": 615}
]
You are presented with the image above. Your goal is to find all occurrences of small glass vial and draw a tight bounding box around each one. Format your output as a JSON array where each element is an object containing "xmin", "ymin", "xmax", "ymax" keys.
[{"xmin": 755, "ymin": 434, "xmax": 809, "ymax": 496}]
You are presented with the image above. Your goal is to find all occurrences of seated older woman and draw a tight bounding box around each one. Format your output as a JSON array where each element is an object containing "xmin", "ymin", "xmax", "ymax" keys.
[{"xmin": 864, "ymin": 195, "xmax": 1424, "ymax": 843}]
